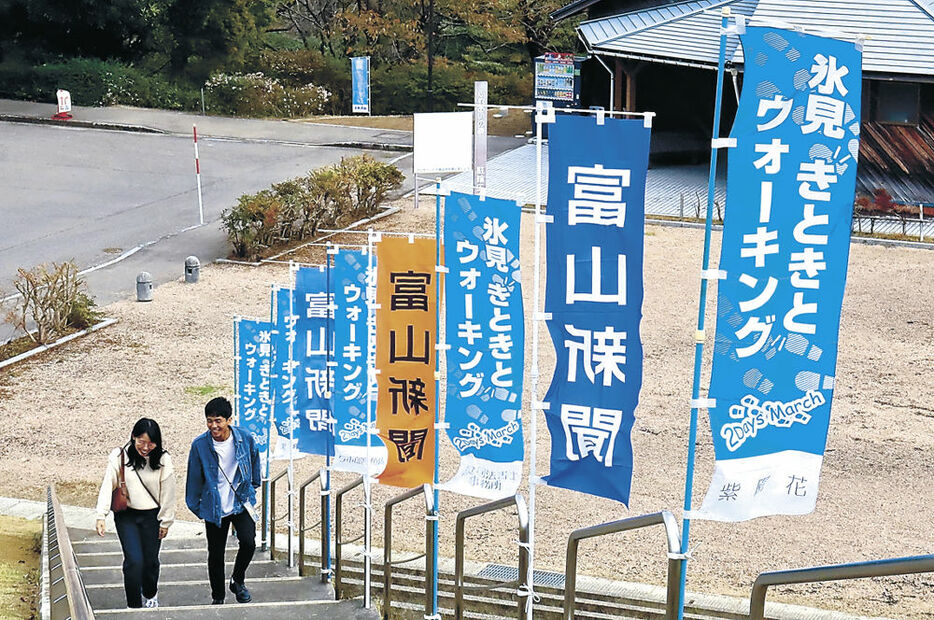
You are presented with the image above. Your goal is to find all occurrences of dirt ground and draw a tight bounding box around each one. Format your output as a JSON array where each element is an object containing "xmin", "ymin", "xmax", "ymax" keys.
[
  {"xmin": 1, "ymin": 199, "xmax": 932, "ymax": 618},
  {"xmin": 0, "ymin": 515, "xmax": 40, "ymax": 620},
  {"xmin": 306, "ymin": 110, "xmax": 534, "ymax": 138}
]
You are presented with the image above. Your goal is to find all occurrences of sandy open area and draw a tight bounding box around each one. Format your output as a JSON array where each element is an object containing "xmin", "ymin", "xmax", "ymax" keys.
[{"xmin": 1, "ymin": 199, "xmax": 932, "ymax": 618}]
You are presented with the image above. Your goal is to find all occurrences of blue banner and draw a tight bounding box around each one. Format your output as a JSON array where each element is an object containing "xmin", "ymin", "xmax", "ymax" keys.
[
  {"xmin": 291, "ymin": 266, "xmax": 334, "ymax": 457},
  {"xmin": 332, "ymin": 249, "xmax": 387, "ymax": 473},
  {"xmin": 441, "ymin": 192, "xmax": 525, "ymax": 499},
  {"xmin": 235, "ymin": 318, "xmax": 275, "ymax": 456},
  {"xmin": 351, "ymin": 56, "xmax": 370, "ymax": 114},
  {"xmin": 270, "ymin": 285, "xmax": 299, "ymax": 459},
  {"xmin": 542, "ymin": 115, "xmax": 650, "ymax": 504},
  {"xmin": 698, "ymin": 27, "xmax": 862, "ymax": 521}
]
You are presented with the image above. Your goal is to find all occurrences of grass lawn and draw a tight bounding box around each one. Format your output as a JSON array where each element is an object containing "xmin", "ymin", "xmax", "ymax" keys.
[
  {"xmin": 0, "ymin": 515, "xmax": 41, "ymax": 620},
  {"xmin": 304, "ymin": 108, "xmax": 534, "ymax": 137}
]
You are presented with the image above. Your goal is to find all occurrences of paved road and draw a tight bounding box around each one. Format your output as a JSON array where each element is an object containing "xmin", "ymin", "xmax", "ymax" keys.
[{"xmin": 0, "ymin": 100, "xmax": 523, "ymax": 343}]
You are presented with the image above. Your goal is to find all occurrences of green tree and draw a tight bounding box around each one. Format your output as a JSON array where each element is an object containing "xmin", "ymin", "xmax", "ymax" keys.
[
  {"xmin": 166, "ymin": 0, "xmax": 275, "ymax": 79},
  {"xmin": 0, "ymin": 0, "xmax": 166, "ymax": 62}
]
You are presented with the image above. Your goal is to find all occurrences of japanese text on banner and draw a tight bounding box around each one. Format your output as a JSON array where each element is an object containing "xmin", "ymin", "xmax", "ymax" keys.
[
  {"xmin": 442, "ymin": 192, "xmax": 524, "ymax": 499},
  {"xmin": 236, "ymin": 318, "xmax": 275, "ymax": 456},
  {"xmin": 332, "ymin": 249, "xmax": 387, "ymax": 474},
  {"xmin": 699, "ymin": 26, "xmax": 862, "ymax": 522},
  {"xmin": 542, "ymin": 115, "xmax": 651, "ymax": 505},
  {"xmin": 375, "ymin": 237, "xmax": 437, "ymax": 487}
]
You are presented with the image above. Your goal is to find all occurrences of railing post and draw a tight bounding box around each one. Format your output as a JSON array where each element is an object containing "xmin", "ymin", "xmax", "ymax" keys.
[
  {"xmin": 563, "ymin": 511, "xmax": 682, "ymax": 620},
  {"xmin": 382, "ymin": 485, "xmax": 433, "ymax": 620},
  {"xmin": 454, "ymin": 495, "xmax": 528, "ymax": 620},
  {"xmin": 267, "ymin": 468, "xmax": 289, "ymax": 561},
  {"xmin": 320, "ymin": 472, "xmax": 330, "ymax": 584},
  {"xmin": 748, "ymin": 554, "xmax": 934, "ymax": 620},
  {"xmin": 334, "ymin": 476, "xmax": 365, "ymax": 601},
  {"xmin": 261, "ymin": 478, "xmax": 269, "ymax": 552},
  {"xmin": 299, "ymin": 478, "xmax": 308, "ymax": 577}
]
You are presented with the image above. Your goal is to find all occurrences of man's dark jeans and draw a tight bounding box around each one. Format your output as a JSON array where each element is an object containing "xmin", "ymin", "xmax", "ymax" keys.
[
  {"xmin": 114, "ymin": 507, "xmax": 161, "ymax": 608},
  {"xmin": 205, "ymin": 509, "xmax": 256, "ymax": 600}
]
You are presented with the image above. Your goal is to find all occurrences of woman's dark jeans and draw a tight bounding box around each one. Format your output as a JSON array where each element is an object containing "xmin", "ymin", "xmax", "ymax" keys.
[{"xmin": 113, "ymin": 507, "xmax": 161, "ymax": 607}]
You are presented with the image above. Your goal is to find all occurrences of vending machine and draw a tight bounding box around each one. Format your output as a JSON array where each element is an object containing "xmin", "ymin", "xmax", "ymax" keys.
[{"xmin": 533, "ymin": 53, "xmax": 583, "ymax": 138}]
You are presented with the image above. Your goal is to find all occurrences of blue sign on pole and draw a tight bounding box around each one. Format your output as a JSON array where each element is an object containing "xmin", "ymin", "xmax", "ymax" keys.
[
  {"xmin": 441, "ymin": 191, "xmax": 525, "ymax": 499},
  {"xmin": 270, "ymin": 285, "xmax": 300, "ymax": 459},
  {"xmin": 292, "ymin": 266, "xmax": 334, "ymax": 457},
  {"xmin": 697, "ymin": 27, "xmax": 862, "ymax": 521},
  {"xmin": 332, "ymin": 249, "xmax": 386, "ymax": 473},
  {"xmin": 235, "ymin": 318, "xmax": 276, "ymax": 457},
  {"xmin": 351, "ymin": 56, "xmax": 370, "ymax": 114},
  {"xmin": 542, "ymin": 115, "xmax": 651, "ymax": 505}
]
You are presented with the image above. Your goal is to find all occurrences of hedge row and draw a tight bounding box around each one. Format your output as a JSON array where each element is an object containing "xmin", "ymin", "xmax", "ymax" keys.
[{"xmin": 222, "ymin": 155, "xmax": 403, "ymax": 260}]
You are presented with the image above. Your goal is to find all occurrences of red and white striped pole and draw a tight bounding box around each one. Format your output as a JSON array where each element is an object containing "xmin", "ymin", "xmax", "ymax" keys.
[{"xmin": 193, "ymin": 124, "xmax": 204, "ymax": 225}]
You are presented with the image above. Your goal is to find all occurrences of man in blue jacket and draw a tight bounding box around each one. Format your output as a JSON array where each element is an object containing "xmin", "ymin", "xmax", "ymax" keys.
[{"xmin": 186, "ymin": 397, "xmax": 261, "ymax": 604}]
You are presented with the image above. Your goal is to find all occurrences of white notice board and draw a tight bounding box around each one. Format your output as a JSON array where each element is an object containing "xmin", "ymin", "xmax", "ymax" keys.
[{"xmin": 413, "ymin": 112, "xmax": 473, "ymax": 175}]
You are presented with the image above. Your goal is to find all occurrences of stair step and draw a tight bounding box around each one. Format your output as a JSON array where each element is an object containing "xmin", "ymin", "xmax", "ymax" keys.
[
  {"xmin": 92, "ymin": 597, "xmax": 377, "ymax": 619},
  {"xmin": 76, "ymin": 547, "xmax": 265, "ymax": 568},
  {"xmin": 73, "ymin": 536, "xmax": 211, "ymax": 554},
  {"xmin": 86, "ymin": 576, "xmax": 331, "ymax": 610},
  {"xmin": 80, "ymin": 560, "xmax": 295, "ymax": 585}
]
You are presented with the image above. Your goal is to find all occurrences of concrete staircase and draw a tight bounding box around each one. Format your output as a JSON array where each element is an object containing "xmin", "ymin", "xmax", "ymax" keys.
[{"xmin": 68, "ymin": 527, "xmax": 377, "ymax": 619}]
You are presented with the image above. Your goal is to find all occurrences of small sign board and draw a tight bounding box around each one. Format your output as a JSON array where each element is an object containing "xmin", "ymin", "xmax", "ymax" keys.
[
  {"xmin": 413, "ymin": 112, "xmax": 473, "ymax": 175},
  {"xmin": 53, "ymin": 89, "xmax": 73, "ymax": 120},
  {"xmin": 351, "ymin": 57, "xmax": 370, "ymax": 114},
  {"xmin": 473, "ymin": 81, "xmax": 488, "ymax": 190}
]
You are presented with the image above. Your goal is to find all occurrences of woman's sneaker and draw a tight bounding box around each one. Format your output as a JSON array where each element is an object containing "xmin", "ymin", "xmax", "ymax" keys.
[{"xmin": 143, "ymin": 594, "xmax": 159, "ymax": 608}]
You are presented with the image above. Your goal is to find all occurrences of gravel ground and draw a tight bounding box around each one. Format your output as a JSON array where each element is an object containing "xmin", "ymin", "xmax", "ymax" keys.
[{"xmin": 1, "ymin": 199, "xmax": 932, "ymax": 618}]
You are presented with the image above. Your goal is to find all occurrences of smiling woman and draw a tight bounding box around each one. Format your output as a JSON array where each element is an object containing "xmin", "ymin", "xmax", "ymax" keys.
[{"xmin": 0, "ymin": 515, "xmax": 41, "ymax": 620}]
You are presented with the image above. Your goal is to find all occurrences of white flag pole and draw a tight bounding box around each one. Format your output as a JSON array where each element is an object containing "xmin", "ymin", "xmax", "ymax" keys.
[
  {"xmin": 287, "ymin": 263, "xmax": 296, "ymax": 568},
  {"xmin": 193, "ymin": 125, "xmax": 204, "ymax": 226},
  {"xmin": 525, "ymin": 100, "xmax": 549, "ymax": 620},
  {"xmin": 363, "ymin": 230, "xmax": 375, "ymax": 609}
]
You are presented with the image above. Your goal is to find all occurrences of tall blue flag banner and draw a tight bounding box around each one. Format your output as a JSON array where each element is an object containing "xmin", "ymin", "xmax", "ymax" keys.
[
  {"xmin": 332, "ymin": 249, "xmax": 387, "ymax": 474},
  {"xmin": 441, "ymin": 191, "xmax": 525, "ymax": 499},
  {"xmin": 291, "ymin": 265, "xmax": 334, "ymax": 457},
  {"xmin": 542, "ymin": 115, "xmax": 650, "ymax": 504},
  {"xmin": 351, "ymin": 56, "xmax": 370, "ymax": 114},
  {"xmin": 698, "ymin": 27, "xmax": 862, "ymax": 522},
  {"xmin": 270, "ymin": 285, "xmax": 298, "ymax": 459},
  {"xmin": 235, "ymin": 318, "xmax": 275, "ymax": 458}
]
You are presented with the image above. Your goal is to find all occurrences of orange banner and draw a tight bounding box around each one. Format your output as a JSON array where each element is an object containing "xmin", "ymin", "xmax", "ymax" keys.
[{"xmin": 375, "ymin": 236, "xmax": 437, "ymax": 487}]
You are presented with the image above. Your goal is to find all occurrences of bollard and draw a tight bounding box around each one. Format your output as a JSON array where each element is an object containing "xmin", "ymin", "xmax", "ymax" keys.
[
  {"xmin": 184, "ymin": 256, "xmax": 200, "ymax": 283},
  {"xmin": 136, "ymin": 272, "xmax": 153, "ymax": 302}
]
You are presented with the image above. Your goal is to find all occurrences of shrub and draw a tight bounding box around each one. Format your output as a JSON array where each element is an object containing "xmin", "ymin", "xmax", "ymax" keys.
[
  {"xmin": 204, "ymin": 71, "xmax": 331, "ymax": 118},
  {"xmin": 0, "ymin": 58, "xmax": 199, "ymax": 109},
  {"xmin": 3, "ymin": 261, "xmax": 98, "ymax": 344},
  {"xmin": 338, "ymin": 155, "xmax": 404, "ymax": 222},
  {"xmin": 222, "ymin": 155, "xmax": 402, "ymax": 258},
  {"xmin": 258, "ymin": 50, "xmax": 350, "ymax": 114},
  {"xmin": 221, "ymin": 190, "xmax": 283, "ymax": 260}
]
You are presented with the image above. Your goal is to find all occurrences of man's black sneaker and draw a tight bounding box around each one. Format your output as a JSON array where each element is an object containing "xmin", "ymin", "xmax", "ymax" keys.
[
  {"xmin": 229, "ymin": 580, "xmax": 252, "ymax": 603},
  {"xmin": 211, "ymin": 598, "xmax": 224, "ymax": 605}
]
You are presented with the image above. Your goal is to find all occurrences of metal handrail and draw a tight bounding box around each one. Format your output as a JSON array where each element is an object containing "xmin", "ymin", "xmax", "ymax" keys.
[
  {"xmin": 334, "ymin": 475, "xmax": 365, "ymax": 599},
  {"xmin": 749, "ymin": 554, "xmax": 934, "ymax": 620},
  {"xmin": 298, "ymin": 469, "xmax": 329, "ymax": 581},
  {"xmin": 47, "ymin": 485, "xmax": 95, "ymax": 620},
  {"xmin": 267, "ymin": 468, "xmax": 289, "ymax": 561},
  {"xmin": 454, "ymin": 494, "xmax": 530, "ymax": 620},
  {"xmin": 383, "ymin": 484, "xmax": 434, "ymax": 620},
  {"xmin": 564, "ymin": 510, "xmax": 682, "ymax": 620}
]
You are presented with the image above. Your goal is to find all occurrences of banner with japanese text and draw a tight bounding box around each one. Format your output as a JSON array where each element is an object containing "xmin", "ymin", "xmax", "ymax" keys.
[
  {"xmin": 270, "ymin": 285, "xmax": 301, "ymax": 460},
  {"xmin": 351, "ymin": 56, "xmax": 370, "ymax": 114},
  {"xmin": 291, "ymin": 265, "xmax": 334, "ymax": 457},
  {"xmin": 542, "ymin": 115, "xmax": 650, "ymax": 504},
  {"xmin": 697, "ymin": 27, "xmax": 862, "ymax": 521},
  {"xmin": 441, "ymin": 192, "xmax": 524, "ymax": 499},
  {"xmin": 333, "ymin": 249, "xmax": 388, "ymax": 474},
  {"xmin": 235, "ymin": 318, "xmax": 275, "ymax": 458},
  {"xmin": 375, "ymin": 237, "xmax": 437, "ymax": 487}
]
